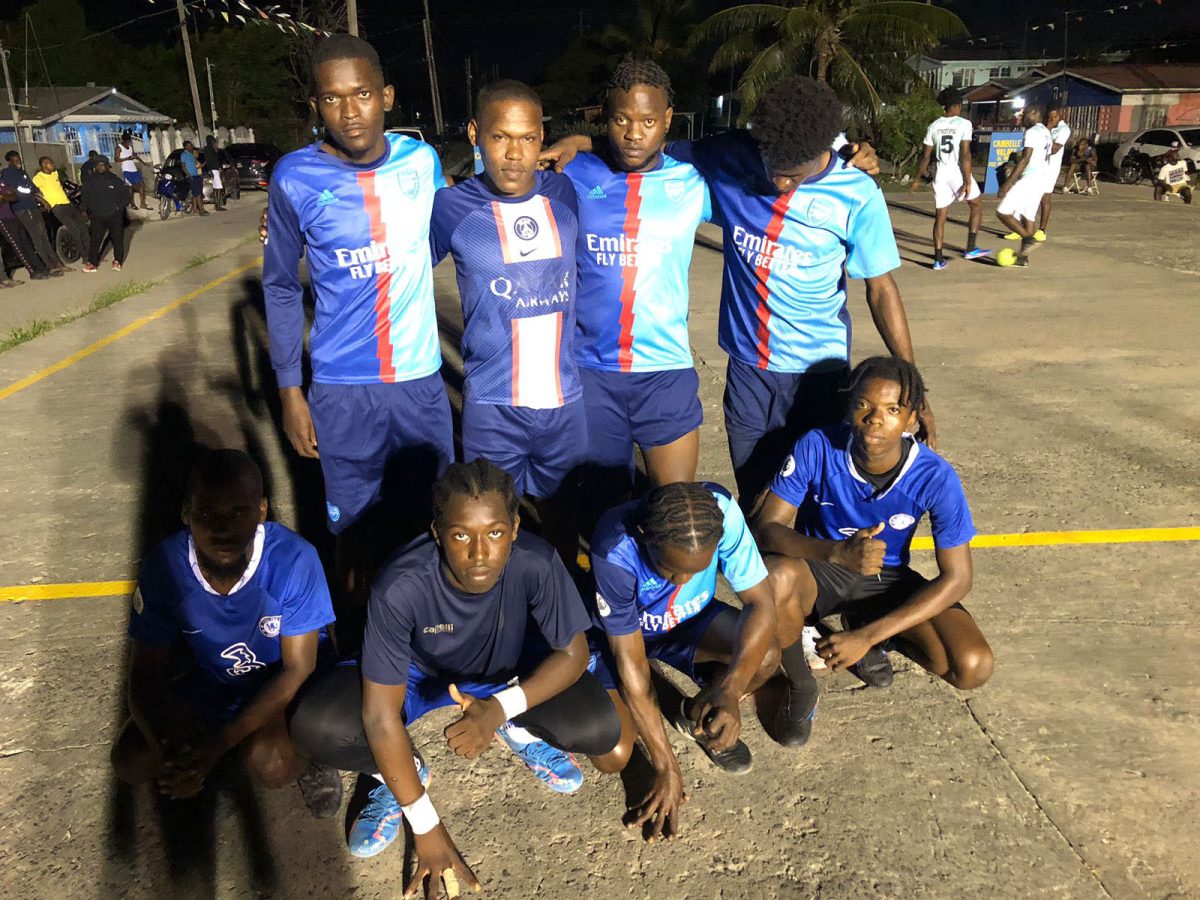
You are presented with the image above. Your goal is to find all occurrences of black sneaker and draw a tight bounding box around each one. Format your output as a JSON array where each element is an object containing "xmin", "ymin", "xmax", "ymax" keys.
[
  {"xmin": 773, "ymin": 690, "xmax": 817, "ymax": 748},
  {"xmin": 670, "ymin": 698, "xmax": 752, "ymax": 774},
  {"xmin": 296, "ymin": 762, "xmax": 344, "ymax": 819},
  {"xmin": 850, "ymin": 644, "xmax": 894, "ymax": 689},
  {"xmin": 1015, "ymin": 254, "xmax": 1030, "ymax": 268}
]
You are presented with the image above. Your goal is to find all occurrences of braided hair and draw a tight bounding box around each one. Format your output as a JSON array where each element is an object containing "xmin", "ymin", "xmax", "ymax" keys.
[
  {"xmin": 635, "ymin": 482, "xmax": 724, "ymax": 554},
  {"xmin": 431, "ymin": 459, "xmax": 519, "ymax": 530},
  {"xmin": 845, "ymin": 356, "xmax": 928, "ymax": 413},
  {"xmin": 606, "ymin": 56, "xmax": 674, "ymax": 108}
]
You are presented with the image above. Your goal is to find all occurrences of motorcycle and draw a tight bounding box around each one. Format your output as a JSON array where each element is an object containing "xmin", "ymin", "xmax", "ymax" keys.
[
  {"xmin": 154, "ymin": 164, "xmax": 187, "ymax": 220},
  {"xmin": 1117, "ymin": 149, "xmax": 1158, "ymax": 185}
]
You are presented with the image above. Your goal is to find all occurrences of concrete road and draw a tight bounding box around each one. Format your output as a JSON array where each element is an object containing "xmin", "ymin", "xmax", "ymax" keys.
[{"xmin": 0, "ymin": 186, "xmax": 1196, "ymax": 899}]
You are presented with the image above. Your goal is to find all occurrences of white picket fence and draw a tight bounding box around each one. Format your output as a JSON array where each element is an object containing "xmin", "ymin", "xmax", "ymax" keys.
[{"xmin": 144, "ymin": 125, "xmax": 257, "ymax": 165}]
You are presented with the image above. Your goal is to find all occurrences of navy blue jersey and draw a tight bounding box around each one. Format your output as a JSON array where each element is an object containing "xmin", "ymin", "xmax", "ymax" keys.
[
  {"xmin": 768, "ymin": 424, "xmax": 975, "ymax": 567},
  {"xmin": 430, "ymin": 171, "xmax": 581, "ymax": 408},
  {"xmin": 263, "ymin": 134, "xmax": 446, "ymax": 388},
  {"xmin": 128, "ymin": 523, "xmax": 335, "ymax": 694},
  {"xmin": 666, "ymin": 132, "xmax": 899, "ymax": 375},
  {"xmin": 362, "ymin": 532, "xmax": 590, "ymax": 686},
  {"xmin": 589, "ymin": 483, "xmax": 768, "ymax": 638}
]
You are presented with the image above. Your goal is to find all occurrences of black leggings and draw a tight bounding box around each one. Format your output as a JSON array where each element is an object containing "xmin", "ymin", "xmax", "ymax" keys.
[{"xmin": 289, "ymin": 664, "xmax": 621, "ymax": 773}]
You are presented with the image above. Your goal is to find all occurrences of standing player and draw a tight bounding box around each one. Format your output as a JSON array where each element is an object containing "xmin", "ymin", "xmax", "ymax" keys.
[
  {"xmin": 288, "ymin": 460, "xmax": 621, "ymax": 880},
  {"xmin": 116, "ymin": 131, "xmax": 152, "ymax": 211},
  {"xmin": 996, "ymin": 104, "xmax": 1052, "ymax": 268},
  {"xmin": 264, "ymin": 35, "xmax": 454, "ymax": 623},
  {"xmin": 560, "ymin": 58, "xmax": 710, "ymax": 496},
  {"xmin": 911, "ymin": 87, "xmax": 990, "ymax": 269},
  {"xmin": 1036, "ymin": 105, "xmax": 1071, "ymax": 237},
  {"xmin": 429, "ymin": 81, "xmax": 584, "ymax": 565},
  {"xmin": 751, "ymin": 356, "xmax": 992, "ymax": 715},
  {"xmin": 110, "ymin": 450, "xmax": 342, "ymax": 817}
]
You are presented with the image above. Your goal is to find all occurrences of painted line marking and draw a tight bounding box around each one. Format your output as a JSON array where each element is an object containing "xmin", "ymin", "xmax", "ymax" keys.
[
  {"xmin": 2, "ymin": 526, "xmax": 1197, "ymax": 603},
  {"xmin": 0, "ymin": 259, "xmax": 262, "ymax": 402}
]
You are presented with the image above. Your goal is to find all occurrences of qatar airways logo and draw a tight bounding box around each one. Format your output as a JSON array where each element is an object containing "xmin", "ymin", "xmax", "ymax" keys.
[
  {"xmin": 334, "ymin": 240, "xmax": 403, "ymax": 280},
  {"xmin": 489, "ymin": 268, "xmax": 571, "ymax": 310},
  {"xmin": 732, "ymin": 225, "xmax": 817, "ymax": 274},
  {"xmin": 639, "ymin": 592, "xmax": 710, "ymax": 632},
  {"xmin": 585, "ymin": 232, "xmax": 672, "ymax": 268}
]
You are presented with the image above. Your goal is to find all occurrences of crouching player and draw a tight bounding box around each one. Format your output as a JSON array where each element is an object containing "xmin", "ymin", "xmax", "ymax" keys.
[
  {"xmin": 584, "ymin": 482, "xmax": 814, "ymax": 841},
  {"xmin": 751, "ymin": 357, "xmax": 993, "ymax": 728},
  {"xmin": 110, "ymin": 450, "xmax": 342, "ymax": 817},
  {"xmin": 287, "ymin": 460, "xmax": 621, "ymax": 890}
]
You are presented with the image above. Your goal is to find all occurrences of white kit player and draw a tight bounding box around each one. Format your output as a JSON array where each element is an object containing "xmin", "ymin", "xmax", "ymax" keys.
[
  {"xmin": 912, "ymin": 87, "xmax": 990, "ymax": 269},
  {"xmin": 1036, "ymin": 105, "xmax": 1071, "ymax": 237},
  {"xmin": 996, "ymin": 104, "xmax": 1052, "ymax": 268}
]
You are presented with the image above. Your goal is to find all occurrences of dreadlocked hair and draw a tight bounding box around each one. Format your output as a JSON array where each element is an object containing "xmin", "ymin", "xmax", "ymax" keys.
[
  {"xmin": 846, "ymin": 356, "xmax": 928, "ymax": 414},
  {"xmin": 636, "ymin": 482, "xmax": 725, "ymax": 554},
  {"xmin": 749, "ymin": 76, "xmax": 842, "ymax": 170},
  {"xmin": 606, "ymin": 55, "xmax": 674, "ymax": 108},
  {"xmin": 432, "ymin": 459, "xmax": 519, "ymax": 530}
]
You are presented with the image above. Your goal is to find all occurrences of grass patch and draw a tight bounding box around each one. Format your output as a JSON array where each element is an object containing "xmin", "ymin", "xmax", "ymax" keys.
[
  {"xmin": 88, "ymin": 280, "xmax": 155, "ymax": 312},
  {"xmin": 0, "ymin": 318, "xmax": 56, "ymax": 354},
  {"xmin": 0, "ymin": 279, "xmax": 158, "ymax": 355},
  {"xmin": 185, "ymin": 253, "xmax": 218, "ymax": 270}
]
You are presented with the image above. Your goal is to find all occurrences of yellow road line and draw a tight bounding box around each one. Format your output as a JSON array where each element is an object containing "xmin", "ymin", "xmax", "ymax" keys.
[
  {"xmin": 2, "ymin": 526, "xmax": 1197, "ymax": 603},
  {"xmin": 0, "ymin": 259, "xmax": 261, "ymax": 402}
]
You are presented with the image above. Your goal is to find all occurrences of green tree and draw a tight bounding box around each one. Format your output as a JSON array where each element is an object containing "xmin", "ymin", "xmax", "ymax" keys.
[{"xmin": 688, "ymin": 0, "xmax": 968, "ymax": 119}]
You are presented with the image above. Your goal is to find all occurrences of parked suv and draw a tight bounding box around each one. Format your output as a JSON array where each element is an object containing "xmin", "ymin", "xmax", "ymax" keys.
[
  {"xmin": 226, "ymin": 142, "xmax": 282, "ymax": 190},
  {"xmin": 1113, "ymin": 127, "xmax": 1200, "ymax": 173}
]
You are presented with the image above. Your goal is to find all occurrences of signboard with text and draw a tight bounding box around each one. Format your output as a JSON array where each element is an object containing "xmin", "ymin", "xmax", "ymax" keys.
[{"xmin": 985, "ymin": 131, "xmax": 1025, "ymax": 194}]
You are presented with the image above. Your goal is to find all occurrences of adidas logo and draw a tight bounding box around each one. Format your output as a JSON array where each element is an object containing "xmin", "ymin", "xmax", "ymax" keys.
[
  {"xmin": 317, "ymin": 189, "xmax": 339, "ymax": 206},
  {"xmin": 587, "ymin": 185, "xmax": 607, "ymax": 200}
]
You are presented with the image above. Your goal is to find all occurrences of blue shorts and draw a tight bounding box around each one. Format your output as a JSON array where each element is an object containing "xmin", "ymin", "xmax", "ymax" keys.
[
  {"xmin": 402, "ymin": 662, "xmax": 519, "ymax": 724},
  {"xmin": 309, "ymin": 375, "xmax": 454, "ymax": 533},
  {"xmin": 579, "ymin": 367, "xmax": 703, "ymax": 474},
  {"xmin": 123, "ymin": 170, "xmax": 143, "ymax": 186},
  {"xmin": 723, "ymin": 358, "xmax": 848, "ymax": 503},
  {"xmin": 171, "ymin": 670, "xmax": 266, "ymax": 726},
  {"xmin": 189, "ymin": 174, "xmax": 203, "ymax": 195},
  {"xmin": 462, "ymin": 399, "xmax": 587, "ymax": 499},
  {"xmin": 585, "ymin": 599, "xmax": 734, "ymax": 691}
]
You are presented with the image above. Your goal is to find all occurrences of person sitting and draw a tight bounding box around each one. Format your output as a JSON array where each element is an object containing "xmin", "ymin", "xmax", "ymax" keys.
[
  {"xmin": 110, "ymin": 449, "xmax": 343, "ymax": 818},
  {"xmin": 751, "ymin": 356, "xmax": 993, "ymax": 738},
  {"xmin": 1062, "ymin": 138, "xmax": 1097, "ymax": 194},
  {"xmin": 287, "ymin": 459, "xmax": 621, "ymax": 892},
  {"xmin": 1154, "ymin": 146, "xmax": 1193, "ymax": 204}
]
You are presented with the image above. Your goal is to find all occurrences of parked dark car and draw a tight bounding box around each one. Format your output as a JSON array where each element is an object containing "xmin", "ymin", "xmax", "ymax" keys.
[{"xmin": 226, "ymin": 142, "xmax": 282, "ymax": 190}]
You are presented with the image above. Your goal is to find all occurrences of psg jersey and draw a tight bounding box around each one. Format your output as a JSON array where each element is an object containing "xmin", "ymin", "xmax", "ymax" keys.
[
  {"xmin": 264, "ymin": 133, "xmax": 446, "ymax": 387},
  {"xmin": 128, "ymin": 523, "xmax": 336, "ymax": 692},
  {"xmin": 769, "ymin": 424, "xmax": 975, "ymax": 568},
  {"xmin": 590, "ymin": 483, "xmax": 768, "ymax": 638},
  {"xmin": 666, "ymin": 132, "xmax": 900, "ymax": 374},
  {"xmin": 564, "ymin": 148, "xmax": 711, "ymax": 372},
  {"xmin": 430, "ymin": 170, "xmax": 581, "ymax": 408}
]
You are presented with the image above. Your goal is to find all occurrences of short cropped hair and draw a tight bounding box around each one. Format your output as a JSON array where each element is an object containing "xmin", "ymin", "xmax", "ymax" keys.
[
  {"xmin": 749, "ymin": 76, "xmax": 842, "ymax": 169},
  {"xmin": 310, "ymin": 33, "xmax": 383, "ymax": 88},
  {"xmin": 1023, "ymin": 104, "xmax": 1044, "ymax": 125},
  {"xmin": 606, "ymin": 56, "xmax": 674, "ymax": 108},
  {"xmin": 5, "ymin": 150, "xmax": 19, "ymax": 162},
  {"xmin": 937, "ymin": 87, "xmax": 963, "ymax": 109},
  {"xmin": 186, "ymin": 448, "xmax": 265, "ymax": 504},
  {"xmin": 475, "ymin": 79, "xmax": 543, "ymax": 123},
  {"xmin": 38, "ymin": 156, "xmax": 52, "ymax": 166},
  {"xmin": 432, "ymin": 459, "xmax": 519, "ymax": 530}
]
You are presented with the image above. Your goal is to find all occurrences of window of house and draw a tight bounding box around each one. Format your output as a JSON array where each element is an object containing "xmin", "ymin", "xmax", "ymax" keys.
[
  {"xmin": 62, "ymin": 125, "xmax": 82, "ymax": 157},
  {"xmin": 952, "ymin": 70, "xmax": 966, "ymax": 87}
]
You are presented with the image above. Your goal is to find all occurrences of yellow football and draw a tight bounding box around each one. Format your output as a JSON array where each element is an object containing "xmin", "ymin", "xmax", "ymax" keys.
[{"xmin": 996, "ymin": 248, "xmax": 1018, "ymax": 267}]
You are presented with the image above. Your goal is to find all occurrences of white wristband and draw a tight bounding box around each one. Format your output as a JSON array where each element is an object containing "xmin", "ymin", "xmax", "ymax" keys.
[
  {"xmin": 493, "ymin": 685, "xmax": 528, "ymax": 720},
  {"xmin": 402, "ymin": 791, "xmax": 440, "ymax": 835}
]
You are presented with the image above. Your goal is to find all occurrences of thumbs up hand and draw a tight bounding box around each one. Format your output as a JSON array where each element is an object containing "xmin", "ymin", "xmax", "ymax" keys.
[
  {"xmin": 444, "ymin": 683, "xmax": 506, "ymax": 759},
  {"xmin": 830, "ymin": 523, "xmax": 887, "ymax": 576}
]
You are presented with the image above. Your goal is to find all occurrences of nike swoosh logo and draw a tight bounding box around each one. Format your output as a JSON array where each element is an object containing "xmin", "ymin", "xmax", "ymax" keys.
[
  {"xmin": 819, "ymin": 502, "xmax": 835, "ymax": 507},
  {"xmin": 519, "ymin": 248, "xmax": 536, "ymax": 257},
  {"xmin": 182, "ymin": 629, "xmax": 202, "ymax": 634}
]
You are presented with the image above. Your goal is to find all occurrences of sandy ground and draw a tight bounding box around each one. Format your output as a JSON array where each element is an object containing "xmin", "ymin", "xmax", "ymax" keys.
[{"xmin": 0, "ymin": 186, "xmax": 1197, "ymax": 899}]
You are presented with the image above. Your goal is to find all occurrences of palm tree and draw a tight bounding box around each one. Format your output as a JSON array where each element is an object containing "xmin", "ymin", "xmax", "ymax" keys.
[{"xmin": 688, "ymin": 1, "xmax": 968, "ymax": 118}]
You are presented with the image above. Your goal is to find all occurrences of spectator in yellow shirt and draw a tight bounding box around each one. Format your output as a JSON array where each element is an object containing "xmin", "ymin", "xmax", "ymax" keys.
[{"xmin": 33, "ymin": 157, "xmax": 89, "ymax": 265}]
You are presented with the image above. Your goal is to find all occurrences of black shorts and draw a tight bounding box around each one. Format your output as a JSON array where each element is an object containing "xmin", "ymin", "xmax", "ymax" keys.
[{"xmin": 807, "ymin": 560, "xmax": 939, "ymax": 624}]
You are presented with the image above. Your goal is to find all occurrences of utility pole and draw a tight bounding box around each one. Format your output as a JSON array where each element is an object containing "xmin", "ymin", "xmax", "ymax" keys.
[
  {"xmin": 465, "ymin": 56, "xmax": 473, "ymax": 119},
  {"xmin": 0, "ymin": 41, "xmax": 24, "ymax": 160},
  {"xmin": 347, "ymin": 0, "xmax": 358, "ymax": 36},
  {"xmin": 175, "ymin": 0, "xmax": 208, "ymax": 141},
  {"xmin": 205, "ymin": 58, "xmax": 218, "ymax": 134},
  {"xmin": 422, "ymin": 0, "xmax": 444, "ymax": 135}
]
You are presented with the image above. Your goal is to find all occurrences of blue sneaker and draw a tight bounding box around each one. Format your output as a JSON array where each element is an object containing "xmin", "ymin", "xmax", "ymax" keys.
[
  {"xmin": 963, "ymin": 247, "xmax": 992, "ymax": 260},
  {"xmin": 347, "ymin": 754, "xmax": 431, "ymax": 859},
  {"xmin": 347, "ymin": 783, "xmax": 403, "ymax": 858},
  {"xmin": 496, "ymin": 723, "xmax": 583, "ymax": 794},
  {"xmin": 932, "ymin": 258, "xmax": 948, "ymax": 270}
]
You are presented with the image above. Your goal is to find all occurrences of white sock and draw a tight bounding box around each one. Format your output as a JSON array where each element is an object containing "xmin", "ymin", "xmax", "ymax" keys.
[
  {"xmin": 371, "ymin": 772, "xmax": 385, "ymax": 784},
  {"xmin": 500, "ymin": 722, "xmax": 538, "ymax": 746}
]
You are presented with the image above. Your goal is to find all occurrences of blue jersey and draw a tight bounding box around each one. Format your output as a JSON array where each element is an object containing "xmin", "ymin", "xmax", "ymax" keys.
[
  {"xmin": 430, "ymin": 171, "xmax": 581, "ymax": 408},
  {"xmin": 362, "ymin": 533, "xmax": 590, "ymax": 685},
  {"xmin": 769, "ymin": 424, "xmax": 975, "ymax": 567},
  {"xmin": 564, "ymin": 149, "xmax": 711, "ymax": 372},
  {"xmin": 590, "ymin": 484, "xmax": 768, "ymax": 638},
  {"xmin": 264, "ymin": 134, "xmax": 446, "ymax": 388},
  {"xmin": 128, "ymin": 523, "xmax": 335, "ymax": 693},
  {"xmin": 667, "ymin": 132, "xmax": 900, "ymax": 374}
]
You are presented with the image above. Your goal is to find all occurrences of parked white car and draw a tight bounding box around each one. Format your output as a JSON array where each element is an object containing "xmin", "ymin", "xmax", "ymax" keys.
[{"xmin": 1113, "ymin": 127, "xmax": 1200, "ymax": 172}]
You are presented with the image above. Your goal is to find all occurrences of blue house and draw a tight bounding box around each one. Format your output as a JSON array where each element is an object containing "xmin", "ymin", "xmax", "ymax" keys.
[{"xmin": 0, "ymin": 85, "xmax": 173, "ymax": 164}]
